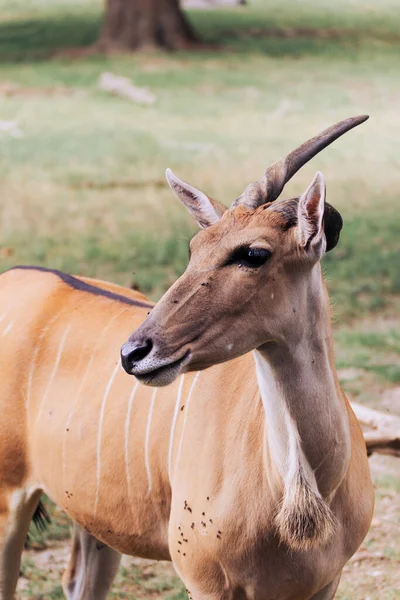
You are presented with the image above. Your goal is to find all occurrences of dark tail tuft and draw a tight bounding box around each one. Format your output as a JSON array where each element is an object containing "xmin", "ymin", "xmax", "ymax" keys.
[{"xmin": 32, "ymin": 500, "xmax": 51, "ymax": 532}]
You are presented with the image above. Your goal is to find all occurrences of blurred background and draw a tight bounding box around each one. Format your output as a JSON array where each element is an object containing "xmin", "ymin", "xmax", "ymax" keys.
[{"xmin": 0, "ymin": 0, "xmax": 399, "ymax": 598}]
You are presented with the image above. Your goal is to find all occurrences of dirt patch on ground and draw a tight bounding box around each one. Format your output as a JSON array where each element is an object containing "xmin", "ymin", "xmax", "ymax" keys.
[
  {"xmin": 0, "ymin": 82, "xmax": 84, "ymax": 98},
  {"xmin": 339, "ymin": 455, "xmax": 400, "ymax": 599}
]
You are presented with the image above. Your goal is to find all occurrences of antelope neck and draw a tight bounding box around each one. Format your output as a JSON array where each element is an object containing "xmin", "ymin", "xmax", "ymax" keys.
[{"xmin": 253, "ymin": 273, "xmax": 351, "ymax": 500}]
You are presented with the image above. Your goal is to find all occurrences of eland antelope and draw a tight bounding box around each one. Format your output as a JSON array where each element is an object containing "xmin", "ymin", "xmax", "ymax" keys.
[{"xmin": 0, "ymin": 116, "xmax": 374, "ymax": 600}]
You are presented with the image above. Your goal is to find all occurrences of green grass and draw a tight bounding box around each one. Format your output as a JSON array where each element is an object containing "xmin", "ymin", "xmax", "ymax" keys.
[
  {"xmin": 375, "ymin": 473, "xmax": 400, "ymax": 493},
  {"xmin": 335, "ymin": 327, "xmax": 400, "ymax": 384},
  {"xmin": 334, "ymin": 316, "xmax": 400, "ymax": 408},
  {"xmin": 110, "ymin": 564, "xmax": 187, "ymax": 599},
  {"xmin": 20, "ymin": 555, "xmax": 65, "ymax": 599}
]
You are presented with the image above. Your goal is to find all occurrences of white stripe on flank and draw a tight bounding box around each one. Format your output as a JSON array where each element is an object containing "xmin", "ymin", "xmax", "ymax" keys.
[
  {"xmin": 94, "ymin": 361, "xmax": 121, "ymax": 516},
  {"xmin": 62, "ymin": 348, "xmax": 96, "ymax": 483},
  {"xmin": 35, "ymin": 324, "xmax": 71, "ymax": 424},
  {"xmin": 0, "ymin": 310, "xmax": 10, "ymax": 324},
  {"xmin": 62, "ymin": 309, "xmax": 126, "ymax": 486},
  {"xmin": 26, "ymin": 341, "xmax": 43, "ymax": 426},
  {"xmin": 124, "ymin": 379, "xmax": 139, "ymax": 502},
  {"xmin": 168, "ymin": 375, "xmax": 185, "ymax": 481},
  {"xmin": 144, "ymin": 388, "xmax": 158, "ymax": 494},
  {"xmin": 1, "ymin": 320, "xmax": 13, "ymax": 337},
  {"xmin": 174, "ymin": 372, "xmax": 200, "ymax": 478},
  {"xmin": 26, "ymin": 313, "xmax": 61, "ymax": 426}
]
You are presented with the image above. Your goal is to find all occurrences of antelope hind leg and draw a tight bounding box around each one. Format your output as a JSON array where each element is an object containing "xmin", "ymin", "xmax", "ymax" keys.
[
  {"xmin": 62, "ymin": 523, "xmax": 121, "ymax": 600},
  {"xmin": 0, "ymin": 486, "xmax": 42, "ymax": 600}
]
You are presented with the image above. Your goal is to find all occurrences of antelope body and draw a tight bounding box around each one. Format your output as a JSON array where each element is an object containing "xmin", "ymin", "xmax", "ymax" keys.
[{"xmin": 0, "ymin": 117, "xmax": 374, "ymax": 600}]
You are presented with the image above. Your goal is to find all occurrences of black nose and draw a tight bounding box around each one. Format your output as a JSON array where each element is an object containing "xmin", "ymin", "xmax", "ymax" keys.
[{"xmin": 121, "ymin": 338, "xmax": 153, "ymax": 373}]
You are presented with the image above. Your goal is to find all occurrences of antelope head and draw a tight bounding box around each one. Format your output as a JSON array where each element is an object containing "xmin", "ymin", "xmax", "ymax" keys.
[{"xmin": 121, "ymin": 116, "xmax": 368, "ymax": 386}]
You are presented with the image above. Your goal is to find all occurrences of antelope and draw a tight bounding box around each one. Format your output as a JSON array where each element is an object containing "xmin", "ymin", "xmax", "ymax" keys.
[{"xmin": 0, "ymin": 116, "xmax": 374, "ymax": 600}]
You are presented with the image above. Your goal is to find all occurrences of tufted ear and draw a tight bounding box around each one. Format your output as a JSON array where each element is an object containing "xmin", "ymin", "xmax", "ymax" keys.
[
  {"xmin": 166, "ymin": 169, "xmax": 226, "ymax": 229},
  {"xmin": 297, "ymin": 172, "xmax": 326, "ymax": 256}
]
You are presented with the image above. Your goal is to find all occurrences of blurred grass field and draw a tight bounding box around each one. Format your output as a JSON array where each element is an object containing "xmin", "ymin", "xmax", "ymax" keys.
[
  {"xmin": 1, "ymin": 0, "xmax": 399, "ymax": 317},
  {"xmin": 0, "ymin": 0, "xmax": 399, "ymax": 598}
]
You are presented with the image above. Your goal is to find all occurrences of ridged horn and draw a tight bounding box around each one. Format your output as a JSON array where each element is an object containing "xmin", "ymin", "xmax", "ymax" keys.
[{"xmin": 232, "ymin": 115, "xmax": 369, "ymax": 209}]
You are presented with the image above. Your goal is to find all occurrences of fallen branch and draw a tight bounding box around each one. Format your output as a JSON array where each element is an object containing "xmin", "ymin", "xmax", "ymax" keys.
[
  {"xmin": 99, "ymin": 73, "xmax": 156, "ymax": 105},
  {"xmin": 363, "ymin": 431, "xmax": 400, "ymax": 457},
  {"xmin": 351, "ymin": 402, "xmax": 400, "ymax": 457}
]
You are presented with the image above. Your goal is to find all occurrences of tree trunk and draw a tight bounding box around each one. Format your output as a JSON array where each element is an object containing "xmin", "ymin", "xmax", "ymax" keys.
[{"xmin": 100, "ymin": 0, "xmax": 199, "ymax": 51}]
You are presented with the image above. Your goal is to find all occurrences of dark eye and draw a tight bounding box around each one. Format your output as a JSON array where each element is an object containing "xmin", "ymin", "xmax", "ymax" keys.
[{"xmin": 228, "ymin": 247, "xmax": 271, "ymax": 269}]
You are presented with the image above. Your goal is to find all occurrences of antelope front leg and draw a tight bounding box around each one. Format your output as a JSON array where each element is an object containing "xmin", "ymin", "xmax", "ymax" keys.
[
  {"xmin": 62, "ymin": 524, "xmax": 121, "ymax": 600},
  {"xmin": 0, "ymin": 486, "xmax": 42, "ymax": 600}
]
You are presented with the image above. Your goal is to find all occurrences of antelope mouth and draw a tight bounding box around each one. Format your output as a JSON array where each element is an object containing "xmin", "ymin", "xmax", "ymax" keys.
[{"xmin": 132, "ymin": 350, "xmax": 191, "ymax": 387}]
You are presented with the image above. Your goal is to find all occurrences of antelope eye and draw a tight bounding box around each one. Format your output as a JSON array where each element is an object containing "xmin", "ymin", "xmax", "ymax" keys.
[{"xmin": 228, "ymin": 247, "xmax": 271, "ymax": 268}]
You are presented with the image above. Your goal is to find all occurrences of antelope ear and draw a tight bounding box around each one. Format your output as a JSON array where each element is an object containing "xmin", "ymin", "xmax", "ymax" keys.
[
  {"xmin": 323, "ymin": 203, "xmax": 343, "ymax": 252},
  {"xmin": 166, "ymin": 169, "xmax": 226, "ymax": 229},
  {"xmin": 297, "ymin": 172, "xmax": 326, "ymax": 255}
]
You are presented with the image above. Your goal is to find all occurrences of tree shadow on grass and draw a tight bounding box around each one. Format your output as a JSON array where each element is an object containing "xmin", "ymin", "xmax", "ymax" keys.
[
  {"xmin": 0, "ymin": 14, "xmax": 101, "ymax": 62},
  {"xmin": 0, "ymin": 6, "xmax": 399, "ymax": 63}
]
